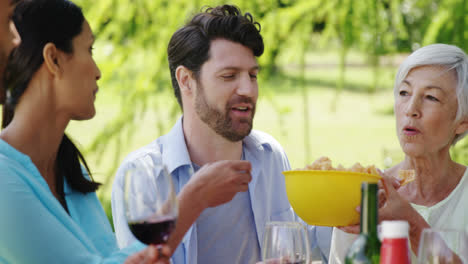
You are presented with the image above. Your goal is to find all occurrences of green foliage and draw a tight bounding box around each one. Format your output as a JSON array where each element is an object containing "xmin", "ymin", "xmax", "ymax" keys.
[
  {"xmin": 423, "ymin": 0, "xmax": 467, "ymax": 48},
  {"xmin": 71, "ymin": 0, "xmax": 468, "ymax": 197}
]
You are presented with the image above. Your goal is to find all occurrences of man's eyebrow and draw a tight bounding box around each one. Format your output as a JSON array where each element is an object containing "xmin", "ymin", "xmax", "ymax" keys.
[{"xmin": 217, "ymin": 65, "xmax": 260, "ymax": 71}]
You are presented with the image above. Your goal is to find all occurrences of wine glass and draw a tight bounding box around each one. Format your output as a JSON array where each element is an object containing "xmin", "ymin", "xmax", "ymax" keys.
[
  {"xmin": 123, "ymin": 157, "xmax": 178, "ymax": 246},
  {"xmin": 417, "ymin": 228, "xmax": 468, "ymax": 264},
  {"xmin": 262, "ymin": 221, "xmax": 310, "ymax": 264}
]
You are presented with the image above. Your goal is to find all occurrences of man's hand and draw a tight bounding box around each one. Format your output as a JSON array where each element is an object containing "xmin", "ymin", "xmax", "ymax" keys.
[
  {"xmin": 167, "ymin": 160, "xmax": 253, "ymax": 254},
  {"xmin": 187, "ymin": 160, "xmax": 252, "ymax": 209}
]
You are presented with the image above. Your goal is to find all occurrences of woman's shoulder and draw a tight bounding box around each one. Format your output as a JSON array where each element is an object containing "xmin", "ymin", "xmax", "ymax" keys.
[
  {"xmin": 448, "ymin": 163, "xmax": 468, "ymax": 191},
  {"xmin": 0, "ymin": 151, "xmax": 27, "ymax": 180},
  {"xmin": 0, "ymin": 154, "xmax": 36, "ymax": 201},
  {"xmin": 0, "ymin": 145, "xmax": 45, "ymax": 197},
  {"xmin": 0, "ymin": 139, "xmax": 32, "ymax": 174},
  {"xmin": 457, "ymin": 164, "xmax": 468, "ymax": 188}
]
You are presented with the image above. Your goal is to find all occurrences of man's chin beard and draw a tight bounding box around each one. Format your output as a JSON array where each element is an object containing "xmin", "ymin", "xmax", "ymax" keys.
[
  {"xmin": 194, "ymin": 83, "xmax": 255, "ymax": 142},
  {"xmin": 198, "ymin": 111, "xmax": 253, "ymax": 142},
  {"xmin": 218, "ymin": 123, "xmax": 252, "ymax": 142}
]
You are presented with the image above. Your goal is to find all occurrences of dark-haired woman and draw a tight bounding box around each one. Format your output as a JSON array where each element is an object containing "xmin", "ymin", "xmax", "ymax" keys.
[{"xmin": 0, "ymin": 0, "xmax": 169, "ymax": 263}]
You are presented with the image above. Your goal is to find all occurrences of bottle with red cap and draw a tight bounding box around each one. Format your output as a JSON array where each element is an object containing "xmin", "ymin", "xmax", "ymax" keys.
[{"xmin": 380, "ymin": 220, "xmax": 411, "ymax": 264}]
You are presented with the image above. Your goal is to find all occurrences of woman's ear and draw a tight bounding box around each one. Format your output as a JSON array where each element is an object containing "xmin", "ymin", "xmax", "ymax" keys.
[
  {"xmin": 176, "ymin": 65, "xmax": 195, "ymax": 96},
  {"xmin": 455, "ymin": 118, "xmax": 468, "ymax": 135},
  {"xmin": 42, "ymin": 43, "xmax": 61, "ymax": 77}
]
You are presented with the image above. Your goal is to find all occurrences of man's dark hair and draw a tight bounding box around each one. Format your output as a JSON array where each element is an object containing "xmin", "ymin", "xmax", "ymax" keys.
[{"xmin": 167, "ymin": 5, "xmax": 264, "ymax": 109}]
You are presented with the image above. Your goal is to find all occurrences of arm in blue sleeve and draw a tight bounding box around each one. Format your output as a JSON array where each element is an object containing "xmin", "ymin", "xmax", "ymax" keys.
[{"xmin": 0, "ymin": 166, "xmax": 139, "ymax": 264}]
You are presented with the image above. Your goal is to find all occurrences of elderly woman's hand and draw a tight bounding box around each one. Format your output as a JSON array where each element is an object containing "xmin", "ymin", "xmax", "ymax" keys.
[
  {"xmin": 379, "ymin": 176, "xmax": 433, "ymax": 252},
  {"xmin": 338, "ymin": 222, "xmax": 360, "ymax": 234},
  {"xmin": 377, "ymin": 170, "xmax": 401, "ymax": 207},
  {"xmin": 378, "ymin": 176, "xmax": 416, "ymax": 222},
  {"xmin": 124, "ymin": 245, "xmax": 171, "ymax": 264},
  {"xmin": 338, "ymin": 171, "xmax": 401, "ymax": 234}
]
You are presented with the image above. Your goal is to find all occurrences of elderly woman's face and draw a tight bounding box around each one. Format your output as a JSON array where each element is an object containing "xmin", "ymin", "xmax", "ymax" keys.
[{"xmin": 395, "ymin": 65, "xmax": 467, "ymax": 157}]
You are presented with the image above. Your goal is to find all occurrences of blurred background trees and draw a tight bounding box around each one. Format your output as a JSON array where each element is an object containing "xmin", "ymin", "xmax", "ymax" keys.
[{"xmin": 68, "ymin": 0, "xmax": 468, "ymax": 214}]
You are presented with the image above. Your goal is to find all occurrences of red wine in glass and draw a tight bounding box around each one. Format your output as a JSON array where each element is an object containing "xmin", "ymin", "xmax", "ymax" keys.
[
  {"xmin": 124, "ymin": 160, "xmax": 178, "ymax": 246},
  {"xmin": 129, "ymin": 218, "xmax": 176, "ymax": 245}
]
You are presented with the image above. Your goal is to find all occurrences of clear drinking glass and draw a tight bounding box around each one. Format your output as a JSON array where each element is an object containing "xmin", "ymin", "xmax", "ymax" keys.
[
  {"xmin": 417, "ymin": 228, "xmax": 468, "ymax": 264},
  {"xmin": 262, "ymin": 221, "xmax": 310, "ymax": 264},
  {"xmin": 123, "ymin": 157, "xmax": 178, "ymax": 246}
]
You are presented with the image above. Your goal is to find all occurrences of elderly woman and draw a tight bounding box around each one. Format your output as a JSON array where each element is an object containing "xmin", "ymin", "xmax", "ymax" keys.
[{"xmin": 329, "ymin": 43, "xmax": 468, "ymax": 263}]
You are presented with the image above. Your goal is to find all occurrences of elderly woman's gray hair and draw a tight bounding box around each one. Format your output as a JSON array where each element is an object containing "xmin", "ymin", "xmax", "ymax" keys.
[{"xmin": 394, "ymin": 44, "xmax": 468, "ymax": 145}]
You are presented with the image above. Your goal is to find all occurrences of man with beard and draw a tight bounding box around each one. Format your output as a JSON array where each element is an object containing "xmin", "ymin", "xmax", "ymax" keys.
[
  {"xmin": 111, "ymin": 5, "xmax": 332, "ymax": 264},
  {"xmin": 0, "ymin": 0, "xmax": 21, "ymax": 104}
]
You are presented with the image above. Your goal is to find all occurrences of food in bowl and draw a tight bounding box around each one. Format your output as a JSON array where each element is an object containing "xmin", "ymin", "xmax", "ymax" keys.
[
  {"xmin": 298, "ymin": 156, "xmax": 379, "ymax": 176},
  {"xmin": 284, "ymin": 157, "xmax": 381, "ymax": 226}
]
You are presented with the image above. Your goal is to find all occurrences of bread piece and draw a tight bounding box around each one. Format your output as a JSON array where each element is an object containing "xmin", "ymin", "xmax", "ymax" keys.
[
  {"xmin": 398, "ymin": 170, "xmax": 416, "ymax": 186},
  {"xmin": 298, "ymin": 156, "xmax": 379, "ymax": 176}
]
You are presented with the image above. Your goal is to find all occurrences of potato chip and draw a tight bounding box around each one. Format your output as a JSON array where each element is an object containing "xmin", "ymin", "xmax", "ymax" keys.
[
  {"xmin": 299, "ymin": 156, "xmax": 379, "ymax": 176},
  {"xmin": 398, "ymin": 170, "xmax": 416, "ymax": 186},
  {"xmin": 336, "ymin": 164, "xmax": 346, "ymax": 171},
  {"xmin": 366, "ymin": 165, "xmax": 378, "ymax": 175},
  {"xmin": 350, "ymin": 162, "xmax": 365, "ymax": 173}
]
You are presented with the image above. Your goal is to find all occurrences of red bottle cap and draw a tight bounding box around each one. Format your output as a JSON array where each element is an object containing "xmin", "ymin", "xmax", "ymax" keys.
[{"xmin": 380, "ymin": 221, "xmax": 411, "ymax": 264}]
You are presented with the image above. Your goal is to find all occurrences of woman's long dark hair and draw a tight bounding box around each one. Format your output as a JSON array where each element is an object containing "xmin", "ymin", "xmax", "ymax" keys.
[{"xmin": 2, "ymin": 0, "xmax": 100, "ymax": 193}]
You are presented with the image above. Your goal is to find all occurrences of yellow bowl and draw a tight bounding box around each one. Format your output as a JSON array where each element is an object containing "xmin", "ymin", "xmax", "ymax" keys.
[{"xmin": 283, "ymin": 170, "xmax": 381, "ymax": 227}]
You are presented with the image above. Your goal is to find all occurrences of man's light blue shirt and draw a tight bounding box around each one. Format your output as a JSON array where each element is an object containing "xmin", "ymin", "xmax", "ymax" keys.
[
  {"xmin": 192, "ymin": 154, "xmax": 262, "ymax": 263},
  {"xmin": 0, "ymin": 139, "xmax": 142, "ymax": 264},
  {"xmin": 112, "ymin": 117, "xmax": 332, "ymax": 264}
]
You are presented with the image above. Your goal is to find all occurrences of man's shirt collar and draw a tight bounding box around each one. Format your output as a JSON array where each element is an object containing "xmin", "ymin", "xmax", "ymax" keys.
[
  {"xmin": 159, "ymin": 117, "xmax": 192, "ymax": 176},
  {"xmin": 159, "ymin": 116, "xmax": 274, "ymax": 176}
]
